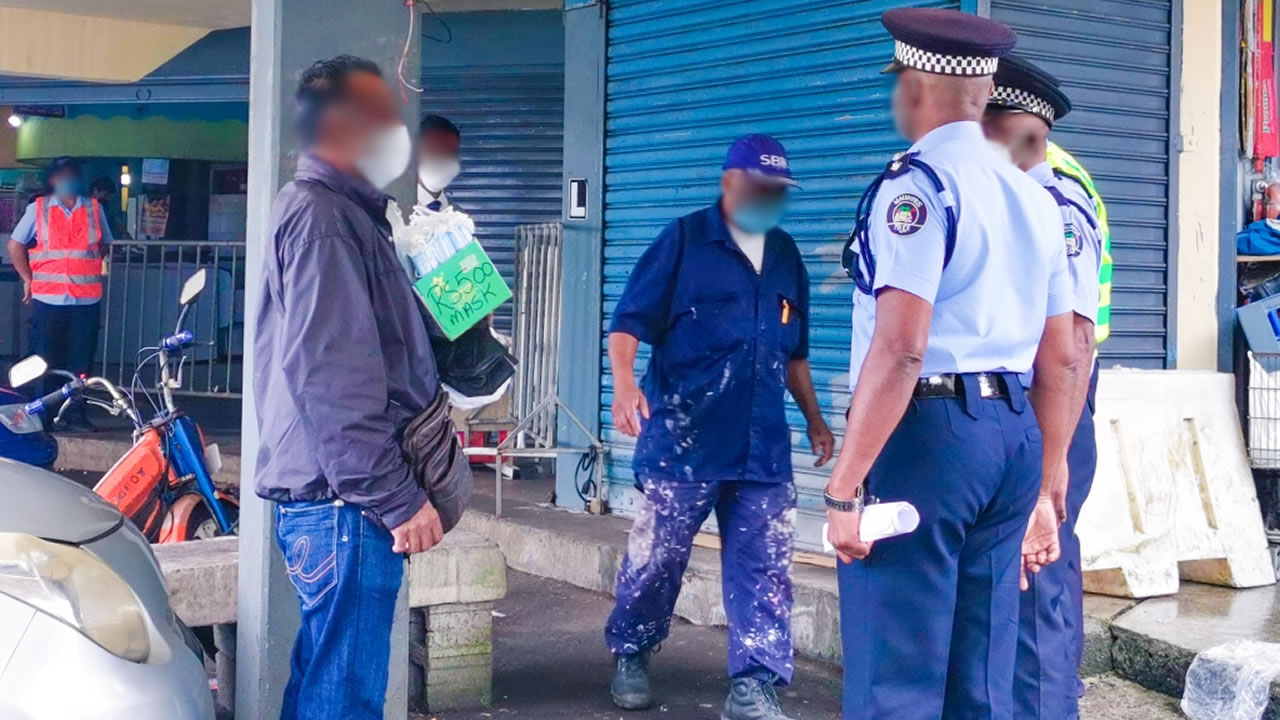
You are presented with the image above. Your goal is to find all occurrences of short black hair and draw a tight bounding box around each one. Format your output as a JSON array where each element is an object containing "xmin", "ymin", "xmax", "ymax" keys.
[
  {"xmin": 46, "ymin": 156, "xmax": 81, "ymax": 178},
  {"xmin": 419, "ymin": 114, "xmax": 460, "ymax": 141},
  {"xmin": 89, "ymin": 176, "xmax": 115, "ymax": 195},
  {"xmin": 295, "ymin": 55, "xmax": 383, "ymax": 144}
]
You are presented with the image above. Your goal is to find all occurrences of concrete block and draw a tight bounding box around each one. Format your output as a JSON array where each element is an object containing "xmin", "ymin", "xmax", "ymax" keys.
[
  {"xmin": 1080, "ymin": 370, "xmax": 1275, "ymax": 598},
  {"xmin": 153, "ymin": 536, "xmax": 239, "ymax": 627},
  {"xmin": 423, "ymin": 602, "xmax": 494, "ymax": 711},
  {"xmin": 407, "ymin": 529, "xmax": 507, "ymax": 607}
]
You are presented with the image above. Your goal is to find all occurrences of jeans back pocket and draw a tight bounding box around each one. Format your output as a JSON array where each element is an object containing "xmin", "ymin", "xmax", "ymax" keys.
[{"xmin": 276, "ymin": 502, "xmax": 340, "ymax": 609}]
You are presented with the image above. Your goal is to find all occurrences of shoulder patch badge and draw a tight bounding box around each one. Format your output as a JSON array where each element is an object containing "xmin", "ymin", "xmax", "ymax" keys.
[
  {"xmin": 886, "ymin": 193, "xmax": 927, "ymax": 236},
  {"xmin": 1064, "ymin": 223, "xmax": 1081, "ymax": 257}
]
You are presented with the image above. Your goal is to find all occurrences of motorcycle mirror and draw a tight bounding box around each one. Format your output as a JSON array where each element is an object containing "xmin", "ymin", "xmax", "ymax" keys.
[
  {"xmin": 8, "ymin": 356, "xmax": 48, "ymax": 388},
  {"xmin": 180, "ymin": 269, "xmax": 207, "ymax": 306}
]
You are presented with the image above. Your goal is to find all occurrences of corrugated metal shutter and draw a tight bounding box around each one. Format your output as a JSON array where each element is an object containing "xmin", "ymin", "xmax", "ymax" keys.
[
  {"xmin": 601, "ymin": 0, "xmax": 957, "ymax": 552},
  {"xmin": 989, "ymin": 0, "xmax": 1175, "ymax": 368},
  {"xmin": 420, "ymin": 65, "xmax": 564, "ymax": 332}
]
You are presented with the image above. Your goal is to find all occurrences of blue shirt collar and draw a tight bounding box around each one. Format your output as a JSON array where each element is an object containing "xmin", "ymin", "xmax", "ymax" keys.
[
  {"xmin": 909, "ymin": 120, "xmax": 985, "ymax": 154},
  {"xmin": 47, "ymin": 195, "xmax": 85, "ymax": 212},
  {"xmin": 1026, "ymin": 160, "xmax": 1053, "ymax": 184},
  {"xmin": 295, "ymin": 152, "xmax": 389, "ymax": 217},
  {"xmin": 706, "ymin": 200, "xmax": 735, "ymax": 245}
]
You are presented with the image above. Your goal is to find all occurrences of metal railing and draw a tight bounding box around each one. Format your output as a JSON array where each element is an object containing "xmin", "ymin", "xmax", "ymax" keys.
[
  {"xmin": 510, "ymin": 223, "xmax": 563, "ymax": 447},
  {"xmin": 100, "ymin": 240, "xmax": 245, "ymax": 397}
]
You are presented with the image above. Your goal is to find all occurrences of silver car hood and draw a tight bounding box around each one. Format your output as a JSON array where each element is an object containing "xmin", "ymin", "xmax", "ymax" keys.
[
  {"xmin": 0, "ymin": 457, "xmax": 124, "ymax": 544},
  {"xmin": 0, "ymin": 458, "xmax": 178, "ymax": 663}
]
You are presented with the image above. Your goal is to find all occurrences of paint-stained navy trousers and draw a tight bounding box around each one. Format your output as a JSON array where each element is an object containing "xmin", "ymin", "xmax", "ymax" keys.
[
  {"xmin": 1014, "ymin": 364, "xmax": 1100, "ymax": 720},
  {"xmin": 605, "ymin": 477, "xmax": 797, "ymax": 683},
  {"xmin": 837, "ymin": 374, "xmax": 1042, "ymax": 720}
]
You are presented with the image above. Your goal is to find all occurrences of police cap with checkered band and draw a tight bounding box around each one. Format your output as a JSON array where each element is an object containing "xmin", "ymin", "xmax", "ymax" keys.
[
  {"xmin": 987, "ymin": 53, "xmax": 1072, "ymax": 126},
  {"xmin": 880, "ymin": 8, "xmax": 1017, "ymax": 77}
]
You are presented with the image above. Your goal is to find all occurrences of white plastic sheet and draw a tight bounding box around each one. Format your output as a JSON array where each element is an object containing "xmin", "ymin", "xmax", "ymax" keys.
[{"xmin": 1181, "ymin": 640, "xmax": 1280, "ymax": 720}]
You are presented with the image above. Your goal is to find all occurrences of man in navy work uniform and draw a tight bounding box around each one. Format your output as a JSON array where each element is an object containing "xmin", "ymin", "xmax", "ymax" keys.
[
  {"xmin": 605, "ymin": 134, "xmax": 834, "ymax": 720},
  {"xmin": 984, "ymin": 55, "xmax": 1104, "ymax": 720},
  {"xmin": 825, "ymin": 9, "xmax": 1083, "ymax": 720}
]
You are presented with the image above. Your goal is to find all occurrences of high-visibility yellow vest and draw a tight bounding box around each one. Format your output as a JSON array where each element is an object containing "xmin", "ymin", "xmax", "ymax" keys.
[{"xmin": 1046, "ymin": 142, "xmax": 1112, "ymax": 344}]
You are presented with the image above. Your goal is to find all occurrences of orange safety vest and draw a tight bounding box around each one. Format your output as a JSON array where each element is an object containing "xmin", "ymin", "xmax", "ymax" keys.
[{"xmin": 29, "ymin": 196, "xmax": 104, "ymax": 303}]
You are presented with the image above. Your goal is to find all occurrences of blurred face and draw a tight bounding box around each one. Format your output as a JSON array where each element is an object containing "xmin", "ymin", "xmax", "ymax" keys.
[
  {"xmin": 890, "ymin": 70, "xmax": 924, "ymax": 141},
  {"xmin": 721, "ymin": 169, "xmax": 788, "ymax": 233},
  {"xmin": 418, "ymin": 129, "xmax": 461, "ymax": 193},
  {"xmin": 316, "ymin": 71, "xmax": 410, "ymax": 188},
  {"xmin": 981, "ymin": 110, "xmax": 1046, "ymax": 168},
  {"xmin": 49, "ymin": 169, "xmax": 82, "ymax": 200}
]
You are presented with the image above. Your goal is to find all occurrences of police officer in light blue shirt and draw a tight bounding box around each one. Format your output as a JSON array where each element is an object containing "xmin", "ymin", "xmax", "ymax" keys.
[
  {"xmin": 984, "ymin": 54, "xmax": 1104, "ymax": 720},
  {"xmin": 824, "ymin": 9, "xmax": 1084, "ymax": 719}
]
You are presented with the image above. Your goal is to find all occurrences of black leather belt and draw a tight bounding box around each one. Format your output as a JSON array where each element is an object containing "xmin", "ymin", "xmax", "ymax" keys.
[{"xmin": 914, "ymin": 372, "xmax": 1009, "ymax": 400}]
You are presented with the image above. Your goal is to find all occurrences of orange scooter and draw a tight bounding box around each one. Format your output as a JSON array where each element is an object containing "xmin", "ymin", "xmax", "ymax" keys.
[{"xmin": 12, "ymin": 269, "xmax": 238, "ymax": 542}]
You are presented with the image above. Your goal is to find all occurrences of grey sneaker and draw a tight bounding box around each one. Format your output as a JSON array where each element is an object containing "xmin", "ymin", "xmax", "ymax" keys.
[
  {"xmin": 610, "ymin": 651, "xmax": 653, "ymax": 710},
  {"xmin": 721, "ymin": 676, "xmax": 795, "ymax": 720}
]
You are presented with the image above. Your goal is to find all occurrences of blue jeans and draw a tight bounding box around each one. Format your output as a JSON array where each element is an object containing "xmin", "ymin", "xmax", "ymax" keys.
[
  {"xmin": 605, "ymin": 477, "xmax": 797, "ymax": 683},
  {"xmin": 276, "ymin": 499, "xmax": 403, "ymax": 720}
]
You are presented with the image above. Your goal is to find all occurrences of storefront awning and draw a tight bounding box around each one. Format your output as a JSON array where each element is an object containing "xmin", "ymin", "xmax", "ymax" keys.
[{"xmin": 0, "ymin": 0, "xmax": 250, "ymax": 83}]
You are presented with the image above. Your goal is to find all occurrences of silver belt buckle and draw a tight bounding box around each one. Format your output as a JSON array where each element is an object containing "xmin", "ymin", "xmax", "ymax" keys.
[{"xmin": 977, "ymin": 373, "xmax": 995, "ymax": 398}]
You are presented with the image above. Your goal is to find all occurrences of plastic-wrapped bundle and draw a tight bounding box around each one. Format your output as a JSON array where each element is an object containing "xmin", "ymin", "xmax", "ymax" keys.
[
  {"xmin": 387, "ymin": 202, "xmax": 476, "ymax": 280},
  {"xmin": 1181, "ymin": 640, "xmax": 1280, "ymax": 720}
]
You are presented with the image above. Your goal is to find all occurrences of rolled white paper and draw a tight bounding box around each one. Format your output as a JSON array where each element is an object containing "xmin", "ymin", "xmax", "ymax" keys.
[{"xmin": 821, "ymin": 502, "xmax": 920, "ymax": 553}]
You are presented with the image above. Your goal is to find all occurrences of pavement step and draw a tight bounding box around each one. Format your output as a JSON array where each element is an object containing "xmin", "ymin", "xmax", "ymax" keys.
[
  {"xmin": 458, "ymin": 489, "xmax": 1119, "ymax": 672},
  {"xmin": 1110, "ymin": 582, "xmax": 1280, "ymax": 718},
  {"xmin": 54, "ymin": 432, "xmax": 241, "ymax": 486}
]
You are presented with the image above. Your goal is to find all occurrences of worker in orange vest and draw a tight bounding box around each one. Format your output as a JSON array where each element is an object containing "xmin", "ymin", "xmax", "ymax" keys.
[{"xmin": 7, "ymin": 157, "xmax": 113, "ymax": 432}]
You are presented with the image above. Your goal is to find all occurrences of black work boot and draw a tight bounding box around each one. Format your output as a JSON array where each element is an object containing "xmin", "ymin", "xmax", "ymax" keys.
[
  {"xmin": 610, "ymin": 651, "xmax": 653, "ymax": 710},
  {"xmin": 721, "ymin": 676, "xmax": 795, "ymax": 720}
]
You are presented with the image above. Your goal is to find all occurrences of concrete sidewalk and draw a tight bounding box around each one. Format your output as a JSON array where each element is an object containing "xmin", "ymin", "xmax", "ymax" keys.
[{"xmin": 416, "ymin": 571, "xmax": 1181, "ymax": 720}]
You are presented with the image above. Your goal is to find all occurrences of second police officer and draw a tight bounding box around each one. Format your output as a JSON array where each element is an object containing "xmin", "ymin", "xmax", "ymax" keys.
[
  {"xmin": 983, "ymin": 55, "xmax": 1112, "ymax": 720},
  {"xmin": 825, "ymin": 8, "xmax": 1084, "ymax": 720}
]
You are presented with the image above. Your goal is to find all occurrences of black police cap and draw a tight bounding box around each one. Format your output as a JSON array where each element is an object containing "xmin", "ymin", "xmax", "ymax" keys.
[
  {"xmin": 988, "ymin": 54, "xmax": 1072, "ymax": 125},
  {"xmin": 880, "ymin": 8, "xmax": 1017, "ymax": 77}
]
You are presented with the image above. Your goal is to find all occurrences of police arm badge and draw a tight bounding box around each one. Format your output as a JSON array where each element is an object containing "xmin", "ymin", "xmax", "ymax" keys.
[
  {"xmin": 1064, "ymin": 223, "xmax": 1081, "ymax": 257},
  {"xmin": 886, "ymin": 193, "xmax": 927, "ymax": 236}
]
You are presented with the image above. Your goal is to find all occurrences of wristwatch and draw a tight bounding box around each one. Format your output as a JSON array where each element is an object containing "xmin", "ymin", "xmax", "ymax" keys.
[{"xmin": 824, "ymin": 485, "xmax": 866, "ymax": 513}]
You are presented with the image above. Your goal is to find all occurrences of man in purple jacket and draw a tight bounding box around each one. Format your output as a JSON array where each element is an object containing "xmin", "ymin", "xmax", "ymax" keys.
[{"xmin": 253, "ymin": 55, "xmax": 444, "ymax": 720}]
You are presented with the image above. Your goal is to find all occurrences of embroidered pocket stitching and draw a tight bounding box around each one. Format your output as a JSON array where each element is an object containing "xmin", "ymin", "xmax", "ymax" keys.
[{"xmin": 285, "ymin": 535, "xmax": 338, "ymax": 608}]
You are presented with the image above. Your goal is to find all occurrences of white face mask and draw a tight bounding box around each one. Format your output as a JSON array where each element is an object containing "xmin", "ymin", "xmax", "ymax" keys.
[
  {"xmin": 355, "ymin": 123, "xmax": 411, "ymax": 189},
  {"xmin": 418, "ymin": 157, "xmax": 460, "ymax": 194}
]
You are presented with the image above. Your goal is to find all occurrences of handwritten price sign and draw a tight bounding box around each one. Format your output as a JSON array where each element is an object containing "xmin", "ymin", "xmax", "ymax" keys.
[{"xmin": 413, "ymin": 240, "xmax": 513, "ymax": 340}]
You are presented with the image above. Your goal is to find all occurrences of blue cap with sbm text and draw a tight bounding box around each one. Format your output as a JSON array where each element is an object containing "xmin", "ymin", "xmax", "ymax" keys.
[{"xmin": 723, "ymin": 134, "xmax": 799, "ymax": 187}]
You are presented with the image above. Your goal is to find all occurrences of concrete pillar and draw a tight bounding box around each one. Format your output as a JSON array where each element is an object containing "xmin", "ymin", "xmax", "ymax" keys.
[
  {"xmin": 1173, "ymin": 0, "xmax": 1223, "ymax": 371},
  {"xmin": 554, "ymin": 0, "xmax": 607, "ymax": 508},
  {"xmin": 237, "ymin": 2, "xmax": 419, "ymax": 719}
]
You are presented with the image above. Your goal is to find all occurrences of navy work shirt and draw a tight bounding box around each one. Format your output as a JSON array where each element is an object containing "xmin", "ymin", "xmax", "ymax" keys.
[
  {"xmin": 254, "ymin": 154, "xmax": 440, "ymax": 530},
  {"xmin": 611, "ymin": 202, "xmax": 810, "ymax": 484}
]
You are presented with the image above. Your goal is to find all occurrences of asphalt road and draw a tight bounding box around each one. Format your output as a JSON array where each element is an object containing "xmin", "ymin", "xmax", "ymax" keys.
[{"xmin": 419, "ymin": 571, "xmax": 844, "ymax": 720}]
